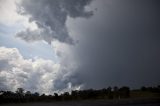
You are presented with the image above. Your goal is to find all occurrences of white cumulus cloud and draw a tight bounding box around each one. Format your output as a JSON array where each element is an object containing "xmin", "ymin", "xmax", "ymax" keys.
[{"xmin": 0, "ymin": 47, "xmax": 81, "ymax": 94}]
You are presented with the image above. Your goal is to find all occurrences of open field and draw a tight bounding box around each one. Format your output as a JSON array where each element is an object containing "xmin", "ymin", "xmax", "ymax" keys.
[
  {"xmin": 1, "ymin": 98, "xmax": 160, "ymax": 106},
  {"xmin": 1, "ymin": 102, "xmax": 160, "ymax": 106}
]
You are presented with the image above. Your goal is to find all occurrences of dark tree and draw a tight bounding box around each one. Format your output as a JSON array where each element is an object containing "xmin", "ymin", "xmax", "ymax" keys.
[
  {"xmin": 119, "ymin": 86, "xmax": 130, "ymax": 98},
  {"xmin": 107, "ymin": 87, "xmax": 113, "ymax": 99},
  {"xmin": 141, "ymin": 86, "xmax": 147, "ymax": 91},
  {"xmin": 113, "ymin": 86, "xmax": 119, "ymax": 99},
  {"xmin": 16, "ymin": 88, "xmax": 24, "ymax": 95}
]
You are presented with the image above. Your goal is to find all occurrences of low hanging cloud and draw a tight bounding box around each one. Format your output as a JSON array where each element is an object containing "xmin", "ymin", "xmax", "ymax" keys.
[
  {"xmin": 0, "ymin": 47, "xmax": 81, "ymax": 93},
  {"xmin": 16, "ymin": 0, "xmax": 93, "ymax": 44},
  {"xmin": 67, "ymin": 0, "xmax": 160, "ymax": 89}
]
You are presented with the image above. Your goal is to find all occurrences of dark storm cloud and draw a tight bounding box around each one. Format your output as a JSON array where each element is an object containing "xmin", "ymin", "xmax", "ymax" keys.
[
  {"xmin": 68, "ymin": 0, "xmax": 160, "ymax": 89},
  {"xmin": 11, "ymin": 0, "xmax": 160, "ymax": 92},
  {"xmin": 16, "ymin": 0, "xmax": 93, "ymax": 44}
]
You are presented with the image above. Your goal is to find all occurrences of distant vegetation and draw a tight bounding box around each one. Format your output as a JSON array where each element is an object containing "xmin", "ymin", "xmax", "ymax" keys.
[{"xmin": 0, "ymin": 85, "xmax": 160, "ymax": 103}]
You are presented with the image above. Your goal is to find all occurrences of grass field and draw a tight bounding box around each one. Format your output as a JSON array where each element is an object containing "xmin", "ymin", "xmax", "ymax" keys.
[
  {"xmin": 1, "ymin": 102, "xmax": 160, "ymax": 106},
  {"xmin": 1, "ymin": 98, "xmax": 160, "ymax": 106}
]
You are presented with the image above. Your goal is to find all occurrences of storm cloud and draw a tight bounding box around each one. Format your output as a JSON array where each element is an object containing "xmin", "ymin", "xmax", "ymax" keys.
[
  {"xmin": 0, "ymin": 0, "xmax": 160, "ymax": 94},
  {"xmin": 67, "ymin": 0, "xmax": 160, "ymax": 89},
  {"xmin": 13, "ymin": 0, "xmax": 160, "ymax": 90},
  {"xmin": 16, "ymin": 0, "xmax": 93, "ymax": 44}
]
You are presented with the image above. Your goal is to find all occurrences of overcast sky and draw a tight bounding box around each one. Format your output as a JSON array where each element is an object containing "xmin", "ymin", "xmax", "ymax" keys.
[{"xmin": 0, "ymin": 0, "xmax": 160, "ymax": 94}]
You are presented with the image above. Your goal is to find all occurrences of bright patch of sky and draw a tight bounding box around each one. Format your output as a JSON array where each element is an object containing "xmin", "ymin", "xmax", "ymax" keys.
[
  {"xmin": 0, "ymin": 23, "xmax": 57, "ymax": 61},
  {"xmin": 0, "ymin": 0, "xmax": 57, "ymax": 61}
]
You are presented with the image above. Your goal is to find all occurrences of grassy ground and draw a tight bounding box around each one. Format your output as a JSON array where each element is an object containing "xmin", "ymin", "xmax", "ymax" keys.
[
  {"xmin": 1, "ymin": 90, "xmax": 160, "ymax": 106},
  {"xmin": 1, "ymin": 98, "xmax": 160, "ymax": 106},
  {"xmin": 130, "ymin": 91, "xmax": 160, "ymax": 98}
]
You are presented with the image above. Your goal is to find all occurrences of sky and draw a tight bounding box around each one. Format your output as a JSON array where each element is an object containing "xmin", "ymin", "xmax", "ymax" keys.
[{"xmin": 0, "ymin": 0, "xmax": 160, "ymax": 94}]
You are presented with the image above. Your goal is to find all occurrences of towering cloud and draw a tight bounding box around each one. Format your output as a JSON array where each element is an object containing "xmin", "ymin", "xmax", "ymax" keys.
[
  {"xmin": 0, "ymin": 47, "xmax": 80, "ymax": 93},
  {"xmin": 16, "ymin": 0, "xmax": 93, "ymax": 44},
  {"xmin": 0, "ymin": 0, "xmax": 160, "ymax": 94}
]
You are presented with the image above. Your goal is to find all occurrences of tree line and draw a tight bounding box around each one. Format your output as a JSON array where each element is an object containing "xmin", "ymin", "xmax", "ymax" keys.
[{"xmin": 0, "ymin": 85, "xmax": 160, "ymax": 103}]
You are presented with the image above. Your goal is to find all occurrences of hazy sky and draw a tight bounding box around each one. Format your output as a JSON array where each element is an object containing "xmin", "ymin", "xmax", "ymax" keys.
[{"xmin": 0, "ymin": 0, "xmax": 160, "ymax": 94}]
